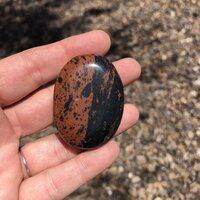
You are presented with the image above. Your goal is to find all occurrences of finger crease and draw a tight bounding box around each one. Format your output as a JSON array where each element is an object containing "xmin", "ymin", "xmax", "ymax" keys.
[
  {"xmin": 19, "ymin": 51, "xmax": 44, "ymax": 88},
  {"xmin": 56, "ymin": 40, "xmax": 71, "ymax": 61},
  {"xmin": 45, "ymin": 170, "xmax": 58, "ymax": 200},
  {"xmin": 6, "ymin": 109, "xmax": 22, "ymax": 137},
  {"xmin": 73, "ymin": 156, "xmax": 88, "ymax": 185},
  {"xmin": 53, "ymin": 139, "xmax": 70, "ymax": 163}
]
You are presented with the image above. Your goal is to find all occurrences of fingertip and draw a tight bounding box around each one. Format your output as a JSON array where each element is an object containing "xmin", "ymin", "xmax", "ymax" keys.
[
  {"xmin": 88, "ymin": 30, "xmax": 111, "ymax": 55},
  {"xmin": 59, "ymin": 30, "xmax": 111, "ymax": 58},
  {"xmin": 125, "ymin": 58, "xmax": 141, "ymax": 79},
  {"xmin": 125, "ymin": 103, "xmax": 140, "ymax": 124},
  {"xmin": 113, "ymin": 58, "xmax": 141, "ymax": 86},
  {"xmin": 92, "ymin": 30, "xmax": 111, "ymax": 46}
]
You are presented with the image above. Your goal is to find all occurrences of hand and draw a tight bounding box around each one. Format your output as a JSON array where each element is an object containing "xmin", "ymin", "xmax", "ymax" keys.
[{"xmin": 0, "ymin": 30, "xmax": 141, "ymax": 200}]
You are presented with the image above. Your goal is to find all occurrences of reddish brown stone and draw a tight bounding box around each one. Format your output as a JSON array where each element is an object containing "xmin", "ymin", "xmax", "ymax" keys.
[{"xmin": 53, "ymin": 54, "xmax": 124, "ymax": 149}]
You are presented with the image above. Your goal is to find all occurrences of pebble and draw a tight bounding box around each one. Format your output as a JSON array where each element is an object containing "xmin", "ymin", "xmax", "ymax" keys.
[
  {"xmin": 196, "ymin": 129, "xmax": 200, "ymax": 136},
  {"xmin": 187, "ymin": 131, "xmax": 194, "ymax": 139},
  {"xmin": 118, "ymin": 166, "xmax": 124, "ymax": 173},
  {"xmin": 154, "ymin": 197, "xmax": 163, "ymax": 200},
  {"xmin": 54, "ymin": 54, "xmax": 124, "ymax": 149},
  {"xmin": 193, "ymin": 78, "xmax": 200, "ymax": 86},
  {"xmin": 165, "ymin": 153, "xmax": 173, "ymax": 163},
  {"xmin": 136, "ymin": 155, "xmax": 147, "ymax": 165},
  {"xmin": 196, "ymin": 149, "xmax": 200, "ymax": 157},
  {"xmin": 128, "ymin": 172, "xmax": 133, "ymax": 179},
  {"xmin": 189, "ymin": 90, "xmax": 197, "ymax": 97},
  {"xmin": 194, "ymin": 163, "xmax": 200, "ymax": 171},
  {"xmin": 131, "ymin": 176, "xmax": 141, "ymax": 183},
  {"xmin": 125, "ymin": 144, "xmax": 134, "ymax": 153},
  {"xmin": 147, "ymin": 163, "xmax": 157, "ymax": 172}
]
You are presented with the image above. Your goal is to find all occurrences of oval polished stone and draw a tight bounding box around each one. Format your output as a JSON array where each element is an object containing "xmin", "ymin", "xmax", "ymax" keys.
[{"xmin": 53, "ymin": 54, "xmax": 124, "ymax": 149}]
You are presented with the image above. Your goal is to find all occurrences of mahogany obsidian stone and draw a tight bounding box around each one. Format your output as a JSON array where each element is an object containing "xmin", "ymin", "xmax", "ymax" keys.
[{"xmin": 53, "ymin": 54, "xmax": 124, "ymax": 149}]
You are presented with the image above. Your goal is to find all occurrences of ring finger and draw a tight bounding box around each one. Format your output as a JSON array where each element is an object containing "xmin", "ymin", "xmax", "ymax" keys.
[{"xmin": 20, "ymin": 103, "xmax": 139, "ymax": 176}]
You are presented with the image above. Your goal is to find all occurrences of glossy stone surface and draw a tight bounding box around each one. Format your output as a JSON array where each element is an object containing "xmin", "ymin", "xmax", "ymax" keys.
[{"xmin": 53, "ymin": 54, "xmax": 124, "ymax": 149}]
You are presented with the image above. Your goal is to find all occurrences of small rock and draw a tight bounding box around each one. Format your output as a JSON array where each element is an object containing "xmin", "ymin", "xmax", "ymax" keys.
[
  {"xmin": 185, "ymin": 37, "xmax": 193, "ymax": 43},
  {"xmin": 136, "ymin": 155, "xmax": 147, "ymax": 165},
  {"xmin": 137, "ymin": 188, "xmax": 146, "ymax": 199},
  {"xmin": 196, "ymin": 129, "xmax": 200, "ymax": 136},
  {"xmin": 190, "ymin": 182, "xmax": 200, "ymax": 193},
  {"xmin": 109, "ymin": 166, "xmax": 118, "ymax": 174},
  {"xmin": 194, "ymin": 163, "xmax": 200, "ymax": 171},
  {"xmin": 169, "ymin": 172, "xmax": 177, "ymax": 180},
  {"xmin": 193, "ymin": 78, "xmax": 200, "ymax": 86},
  {"xmin": 156, "ymin": 135, "xmax": 163, "ymax": 143},
  {"xmin": 196, "ymin": 148, "xmax": 200, "ymax": 157},
  {"xmin": 180, "ymin": 97, "xmax": 187, "ymax": 104},
  {"xmin": 128, "ymin": 172, "xmax": 133, "ymax": 179},
  {"xmin": 161, "ymin": 54, "xmax": 167, "ymax": 60},
  {"xmin": 189, "ymin": 90, "xmax": 197, "ymax": 97},
  {"xmin": 132, "ymin": 176, "xmax": 141, "ymax": 183},
  {"xmin": 125, "ymin": 144, "xmax": 134, "ymax": 153},
  {"xmin": 147, "ymin": 163, "xmax": 157, "ymax": 172},
  {"xmin": 154, "ymin": 197, "xmax": 163, "ymax": 200},
  {"xmin": 107, "ymin": 190, "xmax": 113, "ymax": 196},
  {"xmin": 165, "ymin": 153, "xmax": 173, "ymax": 163},
  {"xmin": 188, "ymin": 131, "xmax": 194, "ymax": 139},
  {"xmin": 118, "ymin": 166, "xmax": 124, "ymax": 173},
  {"xmin": 193, "ymin": 66, "xmax": 199, "ymax": 72},
  {"xmin": 183, "ymin": 152, "xmax": 189, "ymax": 160}
]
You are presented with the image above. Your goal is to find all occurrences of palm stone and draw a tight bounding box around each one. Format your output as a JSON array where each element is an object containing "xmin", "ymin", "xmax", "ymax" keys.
[{"xmin": 53, "ymin": 54, "xmax": 124, "ymax": 149}]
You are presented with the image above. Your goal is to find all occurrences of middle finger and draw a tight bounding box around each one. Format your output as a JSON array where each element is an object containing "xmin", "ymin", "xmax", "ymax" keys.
[{"xmin": 5, "ymin": 58, "xmax": 141, "ymax": 137}]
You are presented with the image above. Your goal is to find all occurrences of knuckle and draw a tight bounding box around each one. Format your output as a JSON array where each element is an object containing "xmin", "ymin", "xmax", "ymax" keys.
[
  {"xmin": 73, "ymin": 156, "xmax": 88, "ymax": 184},
  {"xmin": 5, "ymin": 109, "xmax": 22, "ymax": 136},
  {"xmin": 53, "ymin": 138, "xmax": 69, "ymax": 163},
  {"xmin": 45, "ymin": 170, "xmax": 58, "ymax": 200},
  {"xmin": 19, "ymin": 51, "xmax": 43, "ymax": 87}
]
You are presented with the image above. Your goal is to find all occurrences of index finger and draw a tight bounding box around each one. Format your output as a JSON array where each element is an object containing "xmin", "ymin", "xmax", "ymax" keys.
[{"xmin": 0, "ymin": 30, "xmax": 111, "ymax": 107}]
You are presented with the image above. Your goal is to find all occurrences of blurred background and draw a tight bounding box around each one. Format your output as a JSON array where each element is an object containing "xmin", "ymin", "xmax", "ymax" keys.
[{"xmin": 1, "ymin": 0, "xmax": 199, "ymax": 199}]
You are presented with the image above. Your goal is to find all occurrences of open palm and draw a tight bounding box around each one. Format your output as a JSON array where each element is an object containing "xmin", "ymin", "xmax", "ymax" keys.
[{"xmin": 0, "ymin": 30, "xmax": 140, "ymax": 200}]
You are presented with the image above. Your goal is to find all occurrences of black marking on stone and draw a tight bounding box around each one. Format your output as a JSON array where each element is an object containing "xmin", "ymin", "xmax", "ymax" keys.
[
  {"xmin": 66, "ymin": 83, "xmax": 70, "ymax": 89},
  {"xmin": 83, "ymin": 67, "xmax": 88, "ymax": 76},
  {"xmin": 108, "ymin": 70, "xmax": 113, "ymax": 82},
  {"xmin": 76, "ymin": 125, "xmax": 84, "ymax": 136},
  {"xmin": 81, "ymin": 82, "xmax": 91, "ymax": 98},
  {"xmin": 73, "ymin": 112, "xmax": 78, "ymax": 118},
  {"xmin": 84, "ymin": 107, "xmax": 88, "ymax": 112},
  {"xmin": 64, "ymin": 95, "xmax": 73, "ymax": 113},
  {"xmin": 59, "ymin": 116, "xmax": 64, "ymax": 121},
  {"xmin": 70, "ymin": 139, "xmax": 76, "ymax": 145},
  {"xmin": 82, "ymin": 55, "xmax": 124, "ymax": 148},
  {"xmin": 74, "ymin": 81, "xmax": 81, "ymax": 90},
  {"xmin": 73, "ymin": 57, "xmax": 79, "ymax": 65},
  {"xmin": 57, "ymin": 77, "xmax": 63, "ymax": 83},
  {"xmin": 76, "ymin": 72, "xmax": 79, "ymax": 76}
]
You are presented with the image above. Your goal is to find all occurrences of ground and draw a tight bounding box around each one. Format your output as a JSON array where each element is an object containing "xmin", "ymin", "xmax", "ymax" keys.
[{"xmin": 0, "ymin": 0, "xmax": 199, "ymax": 199}]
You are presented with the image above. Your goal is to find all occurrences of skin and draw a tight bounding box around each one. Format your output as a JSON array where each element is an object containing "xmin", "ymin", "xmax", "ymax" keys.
[{"xmin": 0, "ymin": 30, "xmax": 141, "ymax": 200}]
